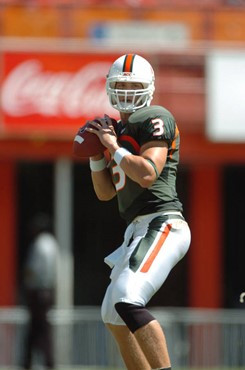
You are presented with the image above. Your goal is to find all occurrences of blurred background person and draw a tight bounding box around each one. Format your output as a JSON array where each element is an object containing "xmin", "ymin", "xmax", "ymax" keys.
[{"xmin": 22, "ymin": 213, "xmax": 59, "ymax": 370}]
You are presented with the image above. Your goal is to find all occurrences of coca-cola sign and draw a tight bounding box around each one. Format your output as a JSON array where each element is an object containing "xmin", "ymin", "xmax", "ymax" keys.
[{"xmin": 1, "ymin": 52, "xmax": 119, "ymax": 136}]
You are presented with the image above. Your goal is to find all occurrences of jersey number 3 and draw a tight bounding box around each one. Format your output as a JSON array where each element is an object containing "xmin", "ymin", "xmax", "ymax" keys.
[{"xmin": 152, "ymin": 118, "xmax": 164, "ymax": 136}]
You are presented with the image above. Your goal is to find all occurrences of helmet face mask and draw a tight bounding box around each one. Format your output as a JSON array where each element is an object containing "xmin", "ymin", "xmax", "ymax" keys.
[
  {"xmin": 106, "ymin": 54, "xmax": 155, "ymax": 113},
  {"xmin": 109, "ymin": 85, "xmax": 151, "ymax": 113}
]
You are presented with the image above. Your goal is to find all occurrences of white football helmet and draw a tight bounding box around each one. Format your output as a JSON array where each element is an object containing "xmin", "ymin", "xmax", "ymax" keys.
[{"xmin": 106, "ymin": 54, "xmax": 155, "ymax": 113}]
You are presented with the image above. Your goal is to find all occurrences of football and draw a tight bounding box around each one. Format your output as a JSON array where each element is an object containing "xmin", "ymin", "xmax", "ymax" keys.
[{"xmin": 73, "ymin": 118, "xmax": 117, "ymax": 158}]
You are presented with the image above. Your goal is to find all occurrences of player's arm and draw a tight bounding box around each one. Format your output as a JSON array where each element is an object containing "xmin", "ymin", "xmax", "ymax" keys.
[
  {"xmin": 87, "ymin": 117, "xmax": 168, "ymax": 188},
  {"xmin": 114, "ymin": 140, "xmax": 168, "ymax": 188},
  {"xmin": 90, "ymin": 153, "xmax": 116, "ymax": 201}
]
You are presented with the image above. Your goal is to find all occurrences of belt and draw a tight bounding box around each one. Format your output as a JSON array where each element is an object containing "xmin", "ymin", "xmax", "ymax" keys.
[
  {"xmin": 132, "ymin": 211, "xmax": 184, "ymax": 224},
  {"xmin": 160, "ymin": 213, "xmax": 185, "ymax": 222}
]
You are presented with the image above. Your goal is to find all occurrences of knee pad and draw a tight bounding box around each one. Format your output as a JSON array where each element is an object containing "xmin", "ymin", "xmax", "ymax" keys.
[{"xmin": 115, "ymin": 302, "xmax": 155, "ymax": 333}]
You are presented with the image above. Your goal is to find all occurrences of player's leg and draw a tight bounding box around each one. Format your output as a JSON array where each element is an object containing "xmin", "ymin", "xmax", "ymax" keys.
[
  {"xmin": 134, "ymin": 319, "xmax": 171, "ymax": 369},
  {"xmin": 106, "ymin": 323, "xmax": 151, "ymax": 370},
  {"xmin": 102, "ymin": 214, "xmax": 190, "ymax": 369},
  {"xmin": 114, "ymin": 302, "xmax": 170, "ymax": 369},
  {"xmin": 112, "ymin": 215, "xmax": 190, "ymax": 369},
  {"xmin": 102, "ymin": 284, "xmax": 166, "ymax": 369},
  {"xmin": 102, "ymin": 282, "xmax": 151, "ymax": 369}
]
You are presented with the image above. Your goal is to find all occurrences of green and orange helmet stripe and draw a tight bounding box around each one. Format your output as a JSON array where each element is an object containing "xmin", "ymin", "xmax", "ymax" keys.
[{"xmin": 122, "ymin": 54, "xmax": 136, "ymax": 73}]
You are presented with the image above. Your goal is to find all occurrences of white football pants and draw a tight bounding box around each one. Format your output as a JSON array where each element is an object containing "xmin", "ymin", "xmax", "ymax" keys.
[{"xmin": 101, "ymin": 211, "xmax": 191, "ymax": 325}]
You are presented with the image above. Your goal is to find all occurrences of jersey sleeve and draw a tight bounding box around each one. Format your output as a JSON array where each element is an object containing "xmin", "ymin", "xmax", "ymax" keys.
[{"xmin": 137, "ymin": 111, "xmax": 176, "ymax": 147}]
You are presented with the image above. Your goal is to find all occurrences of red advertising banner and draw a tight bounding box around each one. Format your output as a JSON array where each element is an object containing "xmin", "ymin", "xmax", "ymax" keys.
[{"xmin": 1, "ymin": 52, "xmax": 120, "ymax": 138}]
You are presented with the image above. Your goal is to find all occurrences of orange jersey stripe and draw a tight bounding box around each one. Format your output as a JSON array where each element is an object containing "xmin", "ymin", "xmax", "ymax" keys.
[
  {"xmin": 169, "ymin": 125, "xmax": 179, "ymax": 160},
  {"xmin": 140, "ymin": 224, "xmax": 172, "ymax": 273},
  {"xmin": 123, "ymin": 54, "xmax": 135, "ymax": 72}
]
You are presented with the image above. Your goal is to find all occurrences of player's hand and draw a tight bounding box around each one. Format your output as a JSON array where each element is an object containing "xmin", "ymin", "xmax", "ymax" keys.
[{"xmin": 86, "ymin": 115, "xmax": 119, "ymax": 152}]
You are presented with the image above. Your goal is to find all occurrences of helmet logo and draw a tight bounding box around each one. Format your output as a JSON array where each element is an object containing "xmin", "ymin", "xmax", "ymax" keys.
[{"xmin": 121, "ymin": 72, "xmax": 132, "ymax": 77}]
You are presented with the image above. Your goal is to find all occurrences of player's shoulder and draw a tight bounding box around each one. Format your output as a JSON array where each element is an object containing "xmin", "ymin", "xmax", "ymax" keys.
[
  {"xmin": 128, "ymin": 105, "xmax": 175, "ymax": 125},
  {"xmin": 127, "ymin": 105, "xmax": 177, "ymax": 146}
]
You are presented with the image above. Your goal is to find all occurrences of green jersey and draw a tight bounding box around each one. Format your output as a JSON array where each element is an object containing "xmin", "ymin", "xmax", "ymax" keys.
[{"xmin": 109, "ymin": 105, "xmax": 183, "ymax": 224}]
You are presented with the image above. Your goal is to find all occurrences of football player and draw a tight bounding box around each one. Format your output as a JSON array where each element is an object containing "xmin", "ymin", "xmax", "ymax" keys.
[{"xmin": 86, "ymin": 54, "xmax": 191, "ymax": 370}]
